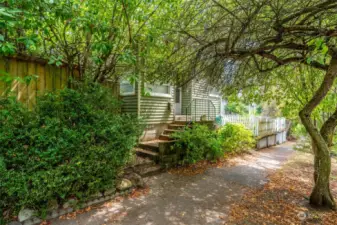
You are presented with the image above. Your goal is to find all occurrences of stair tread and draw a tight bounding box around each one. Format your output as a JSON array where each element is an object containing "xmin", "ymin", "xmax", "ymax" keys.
[
  {"xmin": 165, "ymin": 129, "xmax": 183, "ymax": 132},
  {"xmin": 139, "ymin": 142, "xmax": 160, "ymax": 148},
  {"xmin": 135, "ymin": 148, "xmax": 159, "ymax": 156}
]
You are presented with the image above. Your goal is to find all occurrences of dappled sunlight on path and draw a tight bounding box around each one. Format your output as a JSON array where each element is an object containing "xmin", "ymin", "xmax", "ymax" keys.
[{"xmin": 50, "ymin": 143, "xmax": 295, "ymax": 225}]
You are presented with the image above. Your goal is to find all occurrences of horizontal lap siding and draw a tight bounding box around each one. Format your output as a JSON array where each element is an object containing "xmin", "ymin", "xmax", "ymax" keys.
[
  {"xmin": 191, "ymin": 79, "xmax": 210, "ymax": 120},
  {"xmin": 192, "ymin": 79, "xmax": 208, "ymax": 99},
  {"xmin": 121, "ymin": 95, "xmax": 137, "ymax": 114},
  {"xmin": 140, "ymin": 87, "xmax": 174, "ymax": 124},
  {"xmin": 121, "ymin": 81, "xmax": 138, "ymax": 115},
  {"xmin": 190, "ymin": 79, "xmax": 221, "ymax": 120}
]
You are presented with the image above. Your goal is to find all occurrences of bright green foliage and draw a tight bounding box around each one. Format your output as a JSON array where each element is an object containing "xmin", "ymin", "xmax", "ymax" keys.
[
  {"xmin": 218, "ymin": 124, "xmax": 255, "ymax": 153},
  {"xmin": 291, "ymin": 123, "xmax": 308, "ymax": 139},
  {"xmin": 0, "ymin": 0, "xmax": 180, "ymax": 83},
  {"xmin": 0, "ymin": 84, "xmax": 142, "ymax": 216},
  {"xmin": 171, "ymin": 125, "xmax": 222, "ymax": 165},
  {"xmin": 225, "ymin": 102, "xmax": 248, "ymax": 115},
  {"xmin": 172, "ymin": 123, "xmax": 256, "ymax": 165}
]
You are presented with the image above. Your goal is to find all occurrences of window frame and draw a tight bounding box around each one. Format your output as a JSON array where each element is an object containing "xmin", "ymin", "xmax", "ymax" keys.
[
  {"xmin": 209, "ymin": 87, "xmax": 220, "ymax": 98},
  {"xmin": 120, "ymin": 79, "xmax": 136, "ymax": 96},
  {"xmin": 145, "ymin": 83, "xmax": 172, "ymax": 98}
]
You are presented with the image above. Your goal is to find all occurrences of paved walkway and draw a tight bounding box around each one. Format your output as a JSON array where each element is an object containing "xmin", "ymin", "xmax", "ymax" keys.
[{"xmin": 51, "ymin": 143, "xmax": 295, "ymax": 225}]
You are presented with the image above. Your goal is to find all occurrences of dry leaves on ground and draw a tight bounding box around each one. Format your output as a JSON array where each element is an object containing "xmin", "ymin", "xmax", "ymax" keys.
[
  {"xmin": 168, "ymin": 151, "xmax": 252, "ymax": 176},
  {"xmin": 228, "ymin": 152, "xmax": 337, "ymax": 225}
]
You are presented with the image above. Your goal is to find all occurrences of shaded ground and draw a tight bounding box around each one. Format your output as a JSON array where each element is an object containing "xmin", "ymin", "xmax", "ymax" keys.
[
  {"xmin": 228, "ymin": 148, "xmax": 337, "ymax": 225},
  {"xmin": 50, "ymin": 143, "xmax": 295, "ymax": 225}
]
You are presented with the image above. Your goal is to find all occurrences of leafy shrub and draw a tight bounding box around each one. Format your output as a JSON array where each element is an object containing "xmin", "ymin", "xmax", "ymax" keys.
[
  {"xmin": 291, "ymin": 123, "xmax": 308, "ymax": 139},
  {"xmin": 171, "ymin": 125, "xmax": 222, "ymax": 164},
  {"xmin": 0, "ymin": 83, "xmax": 142, "ymax": 217},
  {"xmin": 218, "ymin": 123, "xmax": 255, "ymax": 153}
]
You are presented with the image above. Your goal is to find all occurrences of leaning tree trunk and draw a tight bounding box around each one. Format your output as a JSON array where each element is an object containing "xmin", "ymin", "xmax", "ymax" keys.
[
  {"xmin": 299, "ymin": 54, "xmax": 337, "ymax": 209},
  {"xmin": 312, "ymin": 109, "xmax": 337, "ymax": 182},
  {"xmin": 301, "ymin": 112, "xmax": 335, "ymax": 208}
]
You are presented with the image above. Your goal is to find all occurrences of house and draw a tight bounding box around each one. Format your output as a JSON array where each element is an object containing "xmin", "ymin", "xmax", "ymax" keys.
[{"xmin": 120, "ymin": 78, "xmax": 222, "ymax": 141}]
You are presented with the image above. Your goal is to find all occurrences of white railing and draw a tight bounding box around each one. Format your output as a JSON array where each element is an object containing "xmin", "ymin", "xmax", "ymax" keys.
[{"xmin": 220, "ymin": 114, "xmax": 286, "ymax": 137}]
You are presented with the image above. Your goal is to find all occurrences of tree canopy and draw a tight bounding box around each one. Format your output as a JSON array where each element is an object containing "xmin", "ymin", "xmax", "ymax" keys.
[
  {"xmin": 169, "ymin": 0, "xmax": 337, "ymax": 208},
  {"xmin": 2, "ymin": 0, "xmax": 337, "ymax": 210},
  {"xmin": 0, "ymin": 0, "xmax": 179, "ymax": 82}
]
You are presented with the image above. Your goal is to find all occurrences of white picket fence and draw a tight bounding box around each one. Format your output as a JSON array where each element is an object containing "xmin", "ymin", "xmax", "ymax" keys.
[{"xmin": 220, "ymin": 114, "xmax": 286, "ymax": 137}]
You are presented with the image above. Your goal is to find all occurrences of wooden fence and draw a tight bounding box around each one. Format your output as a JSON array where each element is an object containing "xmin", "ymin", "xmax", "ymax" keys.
[
  {"xmin": 0, "ymin": 56, "xmax": 77, "ymax": 108},
  {"xmin": 0, "ymin": 56, "xmax": 119, "ymax": 108}
]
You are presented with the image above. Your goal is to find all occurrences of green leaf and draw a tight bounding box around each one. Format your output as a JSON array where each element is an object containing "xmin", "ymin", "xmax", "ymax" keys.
[
  {"xmin": 0, "ymin": 8, "xmax": 15, "ymax": 18},
  {"xmin": 306, "ymin": 57, "xmax": 312, "ymax": 64},
  {"xmin": 322, "ymin": 45, "xmax": 329, "ymax": 55},
  {"xmin": 56, "ymin": 61, "xmax": 62, "ymax": 67}
]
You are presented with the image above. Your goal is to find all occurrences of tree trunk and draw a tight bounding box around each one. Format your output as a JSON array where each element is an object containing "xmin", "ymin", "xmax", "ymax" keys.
[
  {"xmin": 301, "ymin": 112, "xmax": 335, "ymax": 208},
  {"xmin": 312, "ymin": 108, "xmax": 337, "ymax": 182},
  {"xmin": 299, "ymin": 54, "xmax": 337, "ymax": 209},
  {"xmin": 309, "ymin": 144, "xmax": 334, "ymax": 208}
]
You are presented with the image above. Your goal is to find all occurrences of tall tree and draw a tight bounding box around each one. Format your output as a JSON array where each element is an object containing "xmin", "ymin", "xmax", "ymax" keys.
[
  {"xmin": 0, "ymin": 0, "xmax": 179, "ymax": 83},
  {"xmin": 172, "ymin": 0, "xmax": 337, "ymax": 208}
]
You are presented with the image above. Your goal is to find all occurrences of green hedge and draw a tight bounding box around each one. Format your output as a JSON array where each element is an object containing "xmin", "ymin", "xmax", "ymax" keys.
[
  {"xmin": 172, "ymin": 123, "xmax": 255, "ymax": 165},
  {"xmin": 171, "ymin": 124, "xmax": 222, "ymax": 164},
  {"xmin": 218, "ymin": 123, "xmax": 256, "ymax": 153},
  {"xmin": 0, "ymin": 84, "xmax": 142, "ymax": 218}
]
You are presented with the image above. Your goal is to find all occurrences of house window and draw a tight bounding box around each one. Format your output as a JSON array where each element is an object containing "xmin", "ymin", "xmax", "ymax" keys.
[
  {"xmin": 209, "ymin": 88, "xmax": 220, "ymax": 97},
  {"xmin": 146, "ymin": 83, "xmax": 171, "ymax": 97},
  {"xmin": 120, "ymin": 80, "xmax": 135, "ymax": 96}
]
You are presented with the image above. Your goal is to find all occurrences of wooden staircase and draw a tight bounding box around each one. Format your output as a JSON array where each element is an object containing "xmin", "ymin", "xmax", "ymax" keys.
[
  {"xmin": 135, "ymin": 119, "xmax": 214, "ymax": 171},
  {"xmin": 136, "ymin": 120, "xmax": 190, "ymax": 162}
]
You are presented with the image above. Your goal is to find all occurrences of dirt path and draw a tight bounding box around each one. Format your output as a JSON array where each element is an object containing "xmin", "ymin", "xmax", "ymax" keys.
[{"xmin": 51, "ymin": 142, "xmax": 295, "ymax": 225}]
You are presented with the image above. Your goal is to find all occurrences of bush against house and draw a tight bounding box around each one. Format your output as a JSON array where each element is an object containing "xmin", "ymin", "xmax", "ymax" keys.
[
  {"xmin": 218, "ymin": 124, "xmax": 255, "ymax": 153},
  {"xmin": 172, "ymin": 125, "xmax": 222, "ymax": 165},
  {"xmin": 0, "ymin": 84, "xmax": 142, "ymax": 217},
  {"xmin": 172, "ymin": 123, "xmax": 255, "ymax": 165}
]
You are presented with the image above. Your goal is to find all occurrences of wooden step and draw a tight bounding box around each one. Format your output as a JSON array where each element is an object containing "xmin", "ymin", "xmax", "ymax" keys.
[
  {"xmin": 159, "ymin": 134, "xmax": 173, "ymax": 141},
  {"xmin": 174, "ymin": 115, "xmax": 192, "ymax": 121},
  {"xmin": 168, "ymin": 124, "xmax": 188, "ymax": 130},
  {"xmin": 172, "ymin": 121, "xmax": 191, "ymax": 125},
  {"xmin": 138, "ymin": 142, "xmax": 159, "ymax": 152},
  {"xmin": 163, "ymin": 129, "xmax": 183, "ymax": 135},
  {"xmin": 135, "ymin": 148, "xmax": 159, "ymax": 161}
]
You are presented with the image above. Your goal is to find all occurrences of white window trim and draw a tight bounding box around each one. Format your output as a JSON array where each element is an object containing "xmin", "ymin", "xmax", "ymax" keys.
[
  {"xmin": 120, "ymin": 80, "xmax": 136, "ymax": 96},
  {"xmin": 209, "ymin": 88, "xmax": 220, "ymax": 98},
  {"xmin": 145, "ymin": 83, "xmax": 172, "ymax": 98},
  {"xmin": 209, "ymin": 93, "xmax": 220, "ymax": 98}
]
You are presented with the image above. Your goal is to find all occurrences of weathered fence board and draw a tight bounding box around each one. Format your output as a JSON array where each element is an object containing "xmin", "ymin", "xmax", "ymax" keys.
[
  {"xmin": 0, "ymin": 57, "xmax": 119, "ymax": 108},
  {"xmin": 0, "ymin": 57, "xmax": 75, "ymax": 107}
]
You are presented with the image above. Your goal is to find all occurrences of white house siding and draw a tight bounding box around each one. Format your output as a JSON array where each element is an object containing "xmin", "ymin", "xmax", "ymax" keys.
[{"xmin": 121, "ymin": 81, "xmax": 138, "ymax": 115}]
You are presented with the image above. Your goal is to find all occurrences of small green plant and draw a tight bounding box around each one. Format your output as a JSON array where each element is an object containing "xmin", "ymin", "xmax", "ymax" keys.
[
  {"xmin": 0, "ymin": 83, "xmax": 142, "ymax": 219},
  {"xmin": 172, "ymin": 124, "xmax": 222, "ymax": 165},
  {"xmin": 291, "ymin": 123, "xmax": 308, "ymax": 139},
  {"xmin": 218, "ymin": 123, "xmax": 255, "ymax": 153}
]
